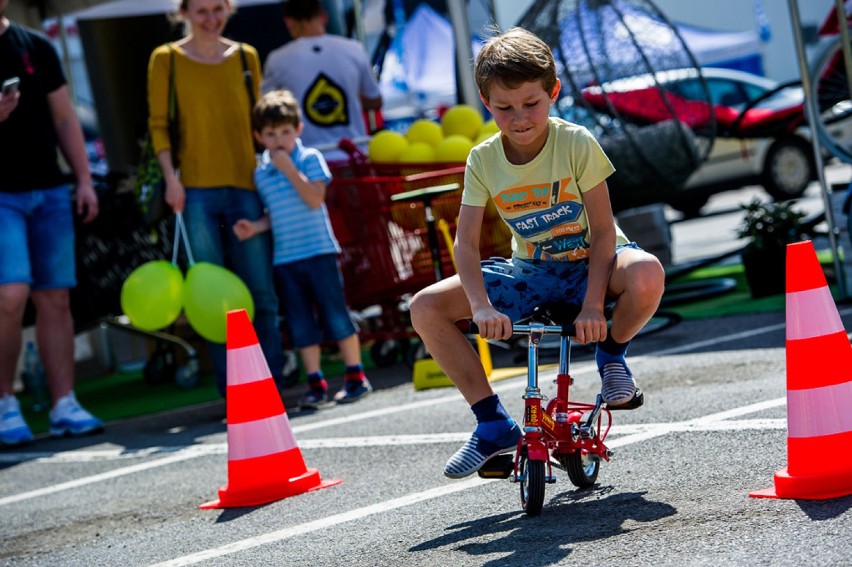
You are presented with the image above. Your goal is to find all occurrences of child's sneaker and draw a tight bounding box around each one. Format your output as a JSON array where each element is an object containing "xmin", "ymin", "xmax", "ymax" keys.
[
  {"xmin": 0, "ymin": 395, "xmax": 34, "ymax": 446},
  {"xmin": 333, "ymin": 377, "xmax": 372, "ymax": 404},
  {"xmin": 444, "ymin": 422, "xmax": 522, "ymax": 479},
  {"xmin": 48, "ymin": 392, "xmax": 103, "ymax": 437},
  {"xmin": 600, "ymin": 361, "xmax": 643, "ymax": 409},
  {"xmin": 299, "ymin": 389, "xmax": 329, "ymax": 410}
]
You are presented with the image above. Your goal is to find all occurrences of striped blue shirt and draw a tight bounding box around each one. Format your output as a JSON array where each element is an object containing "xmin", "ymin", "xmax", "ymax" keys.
[{"xmin": 254, "ymin": 139, "xmax": 339, "ymax": 265}]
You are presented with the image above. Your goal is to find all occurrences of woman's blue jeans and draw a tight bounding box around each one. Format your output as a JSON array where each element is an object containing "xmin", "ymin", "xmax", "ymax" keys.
[{"xmin": 183, "ymin": 187, "xmax": 284, "ymax": 396}]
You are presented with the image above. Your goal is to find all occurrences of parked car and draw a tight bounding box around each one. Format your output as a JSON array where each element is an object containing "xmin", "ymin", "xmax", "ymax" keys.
[{"xmin": 580, "ymin": 67, "xmax": 852, "ymax": 216}]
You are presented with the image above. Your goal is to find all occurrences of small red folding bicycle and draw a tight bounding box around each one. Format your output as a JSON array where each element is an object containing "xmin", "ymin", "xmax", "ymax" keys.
[{"xmin": 472, "ymin": 303, "xmax": 642, "ymax": 516}]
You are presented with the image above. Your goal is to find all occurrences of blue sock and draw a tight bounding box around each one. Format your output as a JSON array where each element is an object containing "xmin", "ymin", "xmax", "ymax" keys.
[
  {"xmin": 345, "ymin": 364, "xmax": 365, "ymax": 382},
  {"xmin": 471, "ymin": 394, "xmax": 515, "ymax": 441},
  {"xmin": 596, "ymin": 335, "xmax": 630, "ymax": 370}
]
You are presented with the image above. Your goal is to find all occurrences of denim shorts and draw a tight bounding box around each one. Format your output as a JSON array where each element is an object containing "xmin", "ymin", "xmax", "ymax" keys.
[
  {"xmin": 482, "ymin": 243, "xmax": 641, "ymax": 322},
  {"xmin": 0, "ymin": 186, "xmax": 76, "ymax": 289},
  {"xmin": 273, "ymin": 253, "xmax": 357, "ymax": 348}
]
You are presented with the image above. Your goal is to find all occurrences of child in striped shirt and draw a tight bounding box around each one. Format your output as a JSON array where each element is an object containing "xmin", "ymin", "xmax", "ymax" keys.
[{"xmin": 233, "ymin": 89, "xmax": 371, "ymax": 409}]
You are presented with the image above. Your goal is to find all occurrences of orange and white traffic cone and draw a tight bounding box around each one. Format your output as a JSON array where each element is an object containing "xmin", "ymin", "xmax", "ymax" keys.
[
  {"xmin": 750, "ymin": 240, "xmax": 852, "ymax": 500},
  {"xmin": 201, "ymin": 309, "xmax": 341, "ymax": 509}
]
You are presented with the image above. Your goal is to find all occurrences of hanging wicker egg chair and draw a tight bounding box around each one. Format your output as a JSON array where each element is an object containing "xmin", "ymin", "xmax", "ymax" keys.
[{"xmin": 517, "ymin": 0, "xmax": 716, "ymax": 212}]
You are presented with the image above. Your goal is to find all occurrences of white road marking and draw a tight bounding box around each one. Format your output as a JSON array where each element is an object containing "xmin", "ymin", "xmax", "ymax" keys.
[
  {"xmin": 0, "ymin": 316, "xmax": 800, "ymax": 512},
  {"xmin": 151, "ymin": 477, "xmax": 491, "ymax": 567},
  {"xmin": 147, "ymin": 407, "xmax": 789, "ymax": 566},
  {"xmin": 0, "ymin": 417, "xmax": 788, "ymax": 466},
  {"xmin": 0, "ymin": 446, "xmax": 216, "ymax": 506}
]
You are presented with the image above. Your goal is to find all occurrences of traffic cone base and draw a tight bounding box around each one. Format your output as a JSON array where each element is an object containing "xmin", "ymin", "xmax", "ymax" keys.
[
  {"xmin": 202, "ymin": 309, "xmax": 340, "ymax": 509},
  {"xmin": 412, "ymin": 359, "xmax": 557, "ymax": 390},
  {"xmin": 413, "ymin": 358, "xmax": 453, "ymax": 390},
  {"xmin": 200, "ymin": 465, "xmax": 343, "ymax": 510},
  {"xmin": 750, "ymin": 241, "xmax": 852, "ymax": 500},
  {"xmin": 750, "ymin": 452, "xmax": 852, "ymax": 500}
]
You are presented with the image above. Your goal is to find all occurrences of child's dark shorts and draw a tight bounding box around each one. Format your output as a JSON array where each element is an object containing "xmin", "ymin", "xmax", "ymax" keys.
[{"xmin": 481, "ymin": 243, "xmax": 641, "ymax": 322}]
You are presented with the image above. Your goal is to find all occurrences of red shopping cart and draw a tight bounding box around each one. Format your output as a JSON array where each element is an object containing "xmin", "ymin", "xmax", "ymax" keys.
[{"xmin": 325, "ymin": 156, "xmax": 511, "ymax": 367}]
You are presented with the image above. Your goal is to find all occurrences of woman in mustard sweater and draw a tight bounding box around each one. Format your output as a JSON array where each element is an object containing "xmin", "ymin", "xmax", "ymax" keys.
[{"xmin": 147, "ymin": 0, "xmax": 284, "ymax": 396}]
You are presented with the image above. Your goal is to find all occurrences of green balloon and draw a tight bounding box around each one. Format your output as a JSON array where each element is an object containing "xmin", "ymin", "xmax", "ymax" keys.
[
  {"xmin": 183, "ymin": 262, "xmax": 255, "ymax": 344},
  {"xmin": 120, "ymin": 260, "xmax": 184, "ymax": 331}
]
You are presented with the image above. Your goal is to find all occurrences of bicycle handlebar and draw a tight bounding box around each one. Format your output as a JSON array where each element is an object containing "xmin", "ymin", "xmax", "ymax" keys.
[{"xmin": 465, "ymin": 320, "xmax": 577, "ymax": 338}]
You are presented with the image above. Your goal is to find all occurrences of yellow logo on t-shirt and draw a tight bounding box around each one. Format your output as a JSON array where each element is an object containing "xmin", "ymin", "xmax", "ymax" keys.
[{"xmin": 304, "ymin": 73, "xmax": 349, "ymax": 127}]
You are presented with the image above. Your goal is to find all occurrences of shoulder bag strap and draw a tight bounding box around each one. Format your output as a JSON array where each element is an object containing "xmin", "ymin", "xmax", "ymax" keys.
[
  {"xmin": 168, "ymin": 44, "xmax": 177, "ymax": 121},
  {"xmin": 238, "ymin": 43, "xmax": 256, "ymax": 109},
  {"xmin": 167, "ymin": 44, "xmax": 179, "ymax": 168}
]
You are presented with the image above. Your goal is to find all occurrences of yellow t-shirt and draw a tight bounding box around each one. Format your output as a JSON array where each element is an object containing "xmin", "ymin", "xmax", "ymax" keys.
[
  {"xmin": 147, "ymin": 43, "xmax": 261, "ymax": 190},
  {"xmin": 463, "ymin": 117, "xmax": 628, "ymax": 261}
]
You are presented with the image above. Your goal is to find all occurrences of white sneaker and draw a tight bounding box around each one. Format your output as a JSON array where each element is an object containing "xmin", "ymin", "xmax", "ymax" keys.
[
  {"xmin": 0, "ymin": 394, "xmax": 34, "ymax": 446},
  {"xmin": 49, "ymin": 391, "xmax": 103, "ymax": 437}
]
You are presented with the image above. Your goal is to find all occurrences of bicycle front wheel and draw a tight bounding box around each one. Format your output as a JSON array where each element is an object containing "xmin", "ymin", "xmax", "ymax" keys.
[
  {"xmin": 518, "ymin": 452, "xmax": 545, "ymax": 517},
  {"xmin": 810, "ymin": 32, "xmax": 852, "ymax": 163}
]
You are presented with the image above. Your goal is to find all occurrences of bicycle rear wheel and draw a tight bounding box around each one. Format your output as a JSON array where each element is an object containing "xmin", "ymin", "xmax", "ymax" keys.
[
  {"xmin": 810, "ymin": 32, "xmax": 852, "ymax": 163},
  {"xmin": 559, "ymin": 451, "xmax": 600, "ymax": 488}
]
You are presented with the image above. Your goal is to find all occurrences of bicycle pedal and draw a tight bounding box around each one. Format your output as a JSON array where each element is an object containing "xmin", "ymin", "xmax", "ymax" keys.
[
  {"xmin": 606, "ymin": 389, "xmax": 645, "ymax": 411},
  {"xmin": 477, "ymin": 454, "xmax": 514, "ymax": 479}
]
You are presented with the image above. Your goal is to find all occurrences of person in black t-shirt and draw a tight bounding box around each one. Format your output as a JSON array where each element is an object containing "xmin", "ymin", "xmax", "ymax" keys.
[{"xmin": 0, "ymin": 1, "xmax": 103, "ymax": 446}]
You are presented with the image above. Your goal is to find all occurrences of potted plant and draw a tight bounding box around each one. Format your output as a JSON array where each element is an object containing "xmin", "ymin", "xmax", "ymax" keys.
[{"xmin": 736, "ymin": 198, "xmax": 808, "ymax": 298}]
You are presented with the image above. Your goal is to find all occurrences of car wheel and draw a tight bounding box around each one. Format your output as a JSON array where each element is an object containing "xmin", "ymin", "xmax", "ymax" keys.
[{"xmin": 761, "ymin": 137, "xmax": 814, "ymax": 201}]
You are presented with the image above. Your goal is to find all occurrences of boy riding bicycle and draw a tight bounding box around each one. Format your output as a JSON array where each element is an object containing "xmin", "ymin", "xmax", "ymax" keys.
[{"xmin": 409, "ymin": 28, "xmax": 665, "ymax": 479}]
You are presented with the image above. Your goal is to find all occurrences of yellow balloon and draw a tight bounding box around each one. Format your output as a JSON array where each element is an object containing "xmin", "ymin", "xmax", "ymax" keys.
[
  {"xmin": 441, "ymin": 104, "xmax": 484, "ymax": 140},
  {"xmin": 120, "ymin": 261, "xmax": 184, "ymax": 331},
  {"xmin": 368, "ymin": 130, "xmax": 409, "ymax": 162},
  {"xmin": 183, "ymin": 262, "xmax": 254, "ymax": 344},
  {"xmin": 405, "ymin": 119, "xmax": 443, "ymax": 148},
  {"xmin": 435, "ymin": 135, "xmax": 474, "ymax": 163},
  {"xmin": 478, "ymin": 119, "xmax": 499, "ymax": 137},
  {"xmin": 473, "ymin": 131, "xmax": 497, "ymax": 146},
  {"xmin": 398, "ymin": 142, "xmax": 436, "ymax": 163}
]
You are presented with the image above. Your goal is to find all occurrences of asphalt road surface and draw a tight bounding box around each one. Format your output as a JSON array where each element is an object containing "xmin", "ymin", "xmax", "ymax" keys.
[{"xmin": 2, "ymin": 172, "xmax": 851, "ymax": 566}]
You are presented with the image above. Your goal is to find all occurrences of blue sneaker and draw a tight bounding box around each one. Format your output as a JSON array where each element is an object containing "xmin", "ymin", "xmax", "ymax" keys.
[
  {"xmin": 49, "ymin": 392, "xmax": 103, "ymax": 437},
  {"xmin": 0, "ymin": 395, "xmax": 34, "ymax": 446},
  {"xmin": 444, "ymin": 423, "xmax": 522, "ymax": 479},
  {"xmin": 333, "ymin": 377, "xmax": 372, "ymax": 404},
  {"xmin": 298, "ymin": 389, "xmax": 330, "ymax": 410}
]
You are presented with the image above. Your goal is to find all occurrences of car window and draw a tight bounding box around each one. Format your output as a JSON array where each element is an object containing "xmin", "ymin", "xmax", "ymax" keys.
[
  {"xmin": 705, "ymin": 79, "xmax": 748, "ymax": 107},
  {"xmin": 668, "ymin": 77, "xmax": 703, "ymax": 101},
  {"xmin": 742, "ymin": 83, "xmax": 769, "ymax": 101}
]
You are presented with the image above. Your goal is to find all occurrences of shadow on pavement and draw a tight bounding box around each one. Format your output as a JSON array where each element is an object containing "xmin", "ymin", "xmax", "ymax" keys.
[{"xmin": 409, "ymin": 487, "xmax": 677, "ymax": 566}]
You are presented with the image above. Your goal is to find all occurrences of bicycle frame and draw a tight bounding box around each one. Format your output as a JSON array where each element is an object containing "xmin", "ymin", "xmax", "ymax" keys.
[{"xmin": 511, "ymin": 321, "xmax": 613, "ymax": 485}]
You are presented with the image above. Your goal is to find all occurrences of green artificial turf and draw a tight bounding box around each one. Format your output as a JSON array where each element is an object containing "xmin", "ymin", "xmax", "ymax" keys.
[
  {"xmin": 17, "ymin": 369, "xmax": 222, "ymax": 435},
  {"xmin": 665, "ymin": 249, "xmax": 843, "ymax": 320},
  {"xmin": 17, "ymin": 346, "xmax": 376, "ymax": 435}
]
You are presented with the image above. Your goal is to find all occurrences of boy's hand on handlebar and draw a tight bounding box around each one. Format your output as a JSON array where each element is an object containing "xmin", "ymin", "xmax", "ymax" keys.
[
  {"xmin": 572, "ymin": 307, "xmax": 608, "ymax": 345},
  {"xmin": 471, "ymin": 306, "xmax": 513, "ymax": 341}
]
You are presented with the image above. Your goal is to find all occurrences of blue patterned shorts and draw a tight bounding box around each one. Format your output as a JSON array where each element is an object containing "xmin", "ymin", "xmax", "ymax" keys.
[{"xmin": 481, "ymin": 243, "xmax": 640, "ymax": 321}]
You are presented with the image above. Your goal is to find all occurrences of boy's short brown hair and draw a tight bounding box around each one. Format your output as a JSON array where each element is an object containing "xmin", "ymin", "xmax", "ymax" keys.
[
  {"xmin": 474, "ymin": 27, "xmax": 557, "ymax": 100},
  {"xmin": 252, "ymin": 89, "xmax": 301, "ymax": 132}
]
